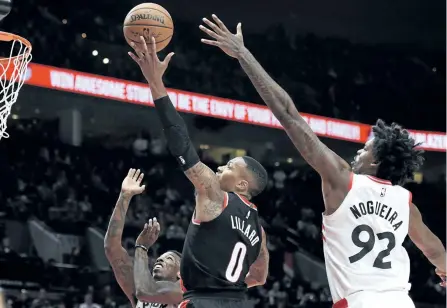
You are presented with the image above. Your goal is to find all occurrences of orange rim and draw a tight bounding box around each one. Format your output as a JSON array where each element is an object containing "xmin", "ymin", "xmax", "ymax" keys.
[{"xmin": 0, "ymin": 31, "xmax": 32, "ymax": 66}]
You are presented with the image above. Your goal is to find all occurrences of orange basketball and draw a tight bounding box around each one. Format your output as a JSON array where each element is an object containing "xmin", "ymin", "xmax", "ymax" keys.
[{"xmin": 123, "ymin": 3, "xmax": 174, "ymax": 52}]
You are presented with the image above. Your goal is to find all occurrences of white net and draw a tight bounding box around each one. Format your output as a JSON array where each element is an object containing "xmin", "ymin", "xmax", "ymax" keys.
[{"xmin": 0, "ymin": 33, "xmax": 32, "ymax": 139}]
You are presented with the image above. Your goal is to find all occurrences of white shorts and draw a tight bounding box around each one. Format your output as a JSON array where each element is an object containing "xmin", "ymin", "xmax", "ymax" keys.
[{"xmin": 335, "ymin": 290, "xmax": 415, "ymax": 308}]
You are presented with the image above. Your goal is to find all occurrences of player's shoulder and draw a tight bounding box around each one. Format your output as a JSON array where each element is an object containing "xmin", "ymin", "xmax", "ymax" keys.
[
  {"xmin": 352, "ymin": 174, "xmax": 392, "ymax": 186},
  {"xmin": 351, "ymin": 174, "xmax": 410, "ymax": 196},
  {"xmin": 227, "ymin": 192, "xmax": 256, "ymax": 208}
]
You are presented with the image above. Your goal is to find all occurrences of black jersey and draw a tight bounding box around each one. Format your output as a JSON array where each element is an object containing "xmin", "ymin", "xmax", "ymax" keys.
[{"xmin": 180, "ymin": 192, "xmax": 262, "ymax": 299}]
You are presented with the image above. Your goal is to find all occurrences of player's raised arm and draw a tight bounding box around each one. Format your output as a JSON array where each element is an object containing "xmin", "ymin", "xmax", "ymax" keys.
[
  {"xmin": 199, "ymin": 16, "xmax": 351, "ymax": 191},
  {"xmin": 129, "ymin": 36, "xmax": 225, "ymax": 222},
  {"xmin": 409, "ymin": 203, "xmax": 446, "ymax": 285},
  {"xmin": 134, "ymin": 218, "xmax": 183, "ymax": 304},
  {"xmin": 245, "ymin": 228, "xmax": 269, "ymax": 288},
  {"xmin": 104, "ymin": 169, "xmax": 146, "ymax": 307}
]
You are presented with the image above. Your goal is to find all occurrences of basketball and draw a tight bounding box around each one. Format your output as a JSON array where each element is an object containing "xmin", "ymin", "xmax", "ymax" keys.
[{"xmin": 123, "ymin": 3, "xmax": 174, "ymax": 52}]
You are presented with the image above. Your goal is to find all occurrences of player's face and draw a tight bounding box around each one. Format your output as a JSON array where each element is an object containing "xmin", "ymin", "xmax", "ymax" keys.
[
  {"xmin": 216, "ymin": 157, "xmax": 247, "ymax": 192},
  {"xmin": 351, "ymin": 139, "xmax": 377, "ymax": 175},
  {"xmin": 152, "ymin": 252, "xmax": 180, "ymax": 281}
]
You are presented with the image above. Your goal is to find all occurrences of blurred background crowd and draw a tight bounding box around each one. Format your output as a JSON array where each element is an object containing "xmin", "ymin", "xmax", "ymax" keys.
[
  {"xmin": 0, "ymin": 0, "xmax": 445, "ymax": 307},
  {"xmin": 0, "ymin": 120, "xmax": 445, "ymax": 308}
]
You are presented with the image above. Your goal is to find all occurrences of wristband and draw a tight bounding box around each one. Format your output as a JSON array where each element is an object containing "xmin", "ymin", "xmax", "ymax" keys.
[{"xmin": 135, "ymin": 244, "xmax": 148, "ymax": 252}]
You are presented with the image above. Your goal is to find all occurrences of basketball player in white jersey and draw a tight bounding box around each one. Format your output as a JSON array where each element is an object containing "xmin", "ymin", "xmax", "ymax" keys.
[
  {"xmin": 105, "ymin": 169, "xmax": 182, "ymax": 307},
  {"xmin": 198, "ymin": 15, "xmax": 446, "ymax": 308}
]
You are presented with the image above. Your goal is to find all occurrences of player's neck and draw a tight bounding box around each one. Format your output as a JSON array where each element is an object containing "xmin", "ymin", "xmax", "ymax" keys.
[
  {"xmin": 153, "ymin": 276, "xmax": 177, "ymax": 283},
  {"xmin": 237, "ymin": 192, "xmax": 251, "ymax": 201}
]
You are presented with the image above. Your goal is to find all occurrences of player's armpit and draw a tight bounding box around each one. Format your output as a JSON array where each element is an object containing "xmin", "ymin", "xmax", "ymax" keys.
[
  {"xmin": 106, "ymin": 247, "xmax": 136, "ymax": 307},
  {"xmin": 409, "ymin": 203, "xmax": 446, "ymax": 273},
  {"xmin": 245, "ymin": 228, "xmax": 269, "ymax": 287},
  {"xmin": 185, "ymin": 161, "xmax": 226, "ymax": 222},
  {"xmin": 135, "ymin": 279, "xmax": 183, "ymax": 304},
  {"xmin": 237, "ymin": 48, "xmax": 350, "ymax": 189}
]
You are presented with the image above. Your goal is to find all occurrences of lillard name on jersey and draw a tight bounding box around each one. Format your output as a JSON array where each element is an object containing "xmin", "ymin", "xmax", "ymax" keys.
[
  {"xmin": 322, "ymin": 174, "xmax": 412, "ymax": 303},
  {"xmin": 180, "ymin": 192, "xmax": 262, "ymax": 298}
]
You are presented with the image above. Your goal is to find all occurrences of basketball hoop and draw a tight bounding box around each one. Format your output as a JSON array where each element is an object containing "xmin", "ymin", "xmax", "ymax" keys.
[{"xmin": 0, "ymin": 31, "xmax": 32, "ymax": 139}]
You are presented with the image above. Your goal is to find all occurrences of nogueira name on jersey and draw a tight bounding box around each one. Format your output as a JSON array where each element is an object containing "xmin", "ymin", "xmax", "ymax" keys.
[
  {"xmin": 350, "ymin": 201, "xmax": 403, "ymax": 231},
  {"xmin": 230, "ymin": 215, "xmax": 260, "ymax": 246}
]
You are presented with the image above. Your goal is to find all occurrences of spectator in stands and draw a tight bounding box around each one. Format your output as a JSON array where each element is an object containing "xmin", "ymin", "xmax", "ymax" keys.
[
  {"xmin": 268, "ymin": 281, "xmax": 288, "ymax": 307},
  {"xmin": 30, "ymin": 288, "xmax": 50, "ymax": 308},
  {"xmin": 0, "ymin": 236, "xmax": 13, "ymax": 254},
  {"xmin": 132, "ymin": 132, "xmax": 149, "ymax": 157},
  {"xmin": 79, "ymin": 293, "xmax": 100, "ymax": 308},
  {"xmin": 13, "ymin": 289, "xmax": 31, "ymax": 308}
]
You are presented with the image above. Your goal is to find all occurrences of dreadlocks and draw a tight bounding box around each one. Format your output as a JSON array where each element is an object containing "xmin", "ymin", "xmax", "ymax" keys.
[{"xmin": 372, "ymin": 119, "xmax": 425, "ymax": 185}]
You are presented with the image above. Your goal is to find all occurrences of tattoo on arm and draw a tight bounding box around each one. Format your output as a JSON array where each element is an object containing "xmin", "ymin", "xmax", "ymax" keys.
[
  {"xmin": 237, "ymin": 49, "xmax": 350, "ymax": 182},
  {"xmin": 134, "ymin": 248, "xmax": 156, "ymax": 295},
  {"xmin": 105, "ymin": 194, "xmax": 131, "ymax": 245},
  {"xmin": 245, "ymin": 228, "xmax": 269, "ymax": 287},
  {"xmin": 104, "ymin": 193, "xmax": 136, "ymax": 307},
  {"xmin": 134, "ymin": 248, "xmax": 183, "ymax": 304},
  {"xmin": 109, "ymin": 250, "xmax": 136, "ymax": 307},
  {"xmin": 184, "ymin": 162, "xmax": 225, "ymax": 221}
]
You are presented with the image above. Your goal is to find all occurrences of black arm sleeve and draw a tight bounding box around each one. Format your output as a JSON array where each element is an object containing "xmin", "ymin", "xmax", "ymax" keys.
[{"xmin": 153, "ymin": 95, "xmax": 200, "ymax": 170}]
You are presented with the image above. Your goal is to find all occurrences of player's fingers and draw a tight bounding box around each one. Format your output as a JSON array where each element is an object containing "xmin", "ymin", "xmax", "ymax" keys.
[
  {"xmin": 137, "ymin": 172, "xmax": 144, "ymax": 183},
  {"xmin": 130, "ymin": 42, "xmax": 145, "ymax": 58},
  {"xmin": 199, "ymin": 25, "xmax": 221, "ymax": 40},
  {"xmin": 128, "ymin": 52, "xmax": 141, "ymax": 64},
  {"xmin": 139, "ymin": 185, "xmax": 146, "ymax": 193},
  {"xmin": 211, "ymin": 14, "xmax": 230, "ymax": 33},
  {"xmin": 202, "ymin": 18, "xmax": 222, "ymax": 34},
  {"xmin": 133, "ymin": 169, "xmax": 141, "ymax": 180},
  {"xmin": 200, "ymin": 39, "xmax": 221, "ymax": 47},
  {"xmin": 150, "ymin": 36, "xmax": 158, "ymax": 60},
  {"xmin": 149, "ymin": 218, "xmax": 157, "ymax": 232},
  {"xmin": 143, "ymin": 223, "xmax": 148, "ymax": 230},
  {"xmin": 127, "ymin": 168, "xmax": 133, "ymax": 177},
  {"xmin": 236, "ymin": 22, "xmax": 243, "ymax": 37},
  {"xmin": 148, "ymin": 218, "xmax": 153, "ymax": 228},
  {"xmin": 140, "ymin": 36, "xmax": 150, "ymax": 58},
  {"xmin": 163, "ymin": 52, "xmax": 175, "ymax": 66}
]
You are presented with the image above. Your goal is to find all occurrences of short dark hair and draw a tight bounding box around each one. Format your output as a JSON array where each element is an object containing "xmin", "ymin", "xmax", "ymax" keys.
[
  {"xmin": 242, "ymin": 156, "xmax": 268, "ymax": 197},
  {"xmin": 168, "ymin": 250, "xmax": 182, "ymax": 260},
  {"xmin": 372, "ymin": 119, "xmax": 424, "ymax": 185}
]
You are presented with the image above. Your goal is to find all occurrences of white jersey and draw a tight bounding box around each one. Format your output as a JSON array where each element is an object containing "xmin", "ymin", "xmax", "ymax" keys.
[
  {"xmin": 322, "ymin": 174, "xmax": 412, "ymax": 302},
  {"xmin": 136, "ymin": 300, "xmax": 176, "ymax": 308}
]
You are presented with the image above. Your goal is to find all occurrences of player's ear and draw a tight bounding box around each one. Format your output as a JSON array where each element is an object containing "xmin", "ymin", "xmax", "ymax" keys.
[
  {"xmin": 370, "ymin": 160, "xmax": 380, "ymax": 170},
  {"xmin": 236, "ymin": 179, "xmax": 248, "ymax": 192},
  {"xmin": 177, "ymin": 271, "xmax": 181, "ymax": 279}
]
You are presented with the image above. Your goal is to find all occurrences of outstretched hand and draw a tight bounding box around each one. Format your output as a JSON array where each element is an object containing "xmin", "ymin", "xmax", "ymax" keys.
[
  {"xmin": 199, "ymin": 14, "xmax": 245, "ymax": 58},
  {"xmin": 136, "ymin": 217, "xmax": 161, "ymax": 248},
  {"xmin": 121, "ymin": 168, "xmax": 145, "ymax": 197},
  {"xmin": 128, "ymin": 36, "xmax": 174, "ymax": 85}
]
